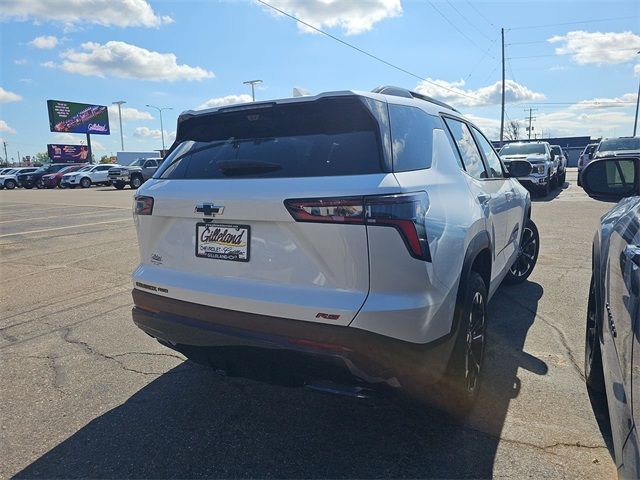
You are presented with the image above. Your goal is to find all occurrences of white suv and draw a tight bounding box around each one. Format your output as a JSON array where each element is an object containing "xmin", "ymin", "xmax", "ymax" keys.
[
  {"xmin": 60, "ymin": 164, "xmax": 120, "ymax": 188},
  {"xmin": 130, "ymin": 86, "xmax": 539, "ymax": 413}
]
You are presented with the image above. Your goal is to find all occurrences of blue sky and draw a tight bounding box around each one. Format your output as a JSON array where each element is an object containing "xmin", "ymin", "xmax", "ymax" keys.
[{"xmin": 1, "ymin": 0, "xmax": 639, "ymax": 161}]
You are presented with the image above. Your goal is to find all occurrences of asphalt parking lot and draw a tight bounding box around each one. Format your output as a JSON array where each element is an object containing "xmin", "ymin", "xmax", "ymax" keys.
[{"xmin": 0, "ymin": 171, "xmax": 619, "ymax": 479}]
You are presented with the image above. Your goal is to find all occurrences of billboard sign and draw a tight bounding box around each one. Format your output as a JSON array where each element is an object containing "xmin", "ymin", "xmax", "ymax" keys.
[
  {"xmin": 47, "ymin": 144, "xmax": 90, "ymax": 163},
  {"xmin": 47, "ymin": 100, "xmax": 110, "ymax": 135}
]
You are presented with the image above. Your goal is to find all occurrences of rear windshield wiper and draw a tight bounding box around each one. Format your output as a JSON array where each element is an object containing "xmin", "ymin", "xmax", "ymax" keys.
[{"xmin": 216, "ymin": 160, "xmax": 282, "ymax": 176}]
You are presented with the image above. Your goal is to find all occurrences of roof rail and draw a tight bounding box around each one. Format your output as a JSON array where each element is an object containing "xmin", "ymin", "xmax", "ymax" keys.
[{"xmin": 371, "ymin": 85, "xmax": 460, "ymax": 113}]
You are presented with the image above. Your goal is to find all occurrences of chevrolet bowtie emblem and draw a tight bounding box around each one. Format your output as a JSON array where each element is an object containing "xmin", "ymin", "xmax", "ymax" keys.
[{"xmin": 195, "ymin": 203, "xmax": 225, "ymax": 217}]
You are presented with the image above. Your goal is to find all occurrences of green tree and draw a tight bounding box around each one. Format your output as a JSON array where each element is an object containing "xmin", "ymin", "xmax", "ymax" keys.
[{"xmin": 33, "ymin": 152, "xmax": 50, "ymax": 164}]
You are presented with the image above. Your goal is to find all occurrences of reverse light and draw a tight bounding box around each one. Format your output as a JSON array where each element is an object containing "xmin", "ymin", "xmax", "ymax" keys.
[
  {"xmin": 284, "ymin": 192, "xmax": 430, "ymax": 261},
  {"xmin": 134, "ymin": 195, "xmax": 154, "ymax": 215}
]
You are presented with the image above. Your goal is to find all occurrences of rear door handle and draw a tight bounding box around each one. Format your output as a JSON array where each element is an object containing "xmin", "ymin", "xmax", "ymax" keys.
[{"xmin": 624, "ymin": 245, "xmax": 640, "ymax": 267}]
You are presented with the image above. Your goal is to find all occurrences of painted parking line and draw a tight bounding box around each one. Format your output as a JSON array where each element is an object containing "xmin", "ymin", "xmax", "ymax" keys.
[
  {"xmin": 0, "ymin": 209, "xmax": 124, "ymax": 224},
  {"xmin": 0, "ymin": 218, "xmax": 133, "ymax": 238}
]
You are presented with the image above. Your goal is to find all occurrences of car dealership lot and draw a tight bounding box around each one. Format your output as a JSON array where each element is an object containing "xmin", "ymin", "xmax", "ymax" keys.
[{"xmin": 0, "ymin": 173, "xmax": 619, "ymax": 478}]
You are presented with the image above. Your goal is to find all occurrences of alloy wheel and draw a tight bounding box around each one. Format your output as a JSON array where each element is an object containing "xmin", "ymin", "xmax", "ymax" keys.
[
  {"xmin": 510, "ymin": 226, "xmax": 537, "ymax": 278},
  {"xmin": 464, "ymin": 291, "xmax": 486, "ymax": 394}
]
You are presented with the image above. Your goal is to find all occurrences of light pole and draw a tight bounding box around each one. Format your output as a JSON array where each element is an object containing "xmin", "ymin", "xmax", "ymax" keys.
[
  {"xmin": 634, "ymin": 51, "xmax": 640, "ymax": 137},
  {"xmin": 112, "ymin": 100, "xmax": 126, "ymax": 151},
  {"xmin": 243, "ymin": 79, "xmax": 263, "ymax": 102},
  {"xmin": 146, "ymin": 104, "xmax": 173, "ymax": 153}
]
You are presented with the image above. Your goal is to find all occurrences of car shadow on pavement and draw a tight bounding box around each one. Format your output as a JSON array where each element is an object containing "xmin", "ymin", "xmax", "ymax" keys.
[
  {"xmin": 531, "ymin": 182, "xmax": 568, "ymax": 202},
  {"xmin": 16, "ymin": 282, "xmax": 545, "ymax": 479}
]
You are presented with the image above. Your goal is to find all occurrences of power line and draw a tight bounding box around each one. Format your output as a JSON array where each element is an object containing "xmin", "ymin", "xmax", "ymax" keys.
[
  {"xmin": 445, "ymin": 0, "xmax": 493, "ymax": 42},
  {"xmin": 464, "ymin": 35, "xmax": 499, "ymax": 81},
  {"xmin": 425, "ymin": 0, "xmax": 485, "ymax": 51},
  {"xmin": 256, "ymin": 0, "xmax": 484, "ymax": 102},
  {"xmin": 465, "ymin": 0, "xmax": 495, "ymax": 28},
  {"xmin": 508, "ymin": 16, "xmax": 638, "ymax": 30}
]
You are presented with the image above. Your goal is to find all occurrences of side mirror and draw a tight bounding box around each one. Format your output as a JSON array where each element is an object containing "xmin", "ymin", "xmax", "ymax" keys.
[
  {"xmin": 582, "ymin": 157, "xmax": 640, "ymax": 201},
  {"xmin": 506, "ymin": 159, "xmax": 532, "ymax": 178}
]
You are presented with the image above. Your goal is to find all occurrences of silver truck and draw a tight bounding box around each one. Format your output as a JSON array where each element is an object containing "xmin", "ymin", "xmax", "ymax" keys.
[{"xmin": 108, "ymin": 157, "xmax": 163, "ymax": 190}]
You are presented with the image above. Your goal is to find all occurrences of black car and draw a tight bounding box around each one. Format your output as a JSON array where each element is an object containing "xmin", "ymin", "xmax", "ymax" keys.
[
  {"xmin": 17, "ymin": 163, "xmax": 82, "ymax": 189},
  {"xmin": 582, "ymin": 155, "xmax": 640, "ymax": 478}
]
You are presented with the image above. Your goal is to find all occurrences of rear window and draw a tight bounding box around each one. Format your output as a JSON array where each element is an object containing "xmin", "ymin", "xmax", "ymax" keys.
[
  {"xmin": 598, "ymin": 138, "xmax": 640, "ymax": 152},
  {"xmin": 157, "ymin": 97, "xmax": 387, "ymax": 179}
]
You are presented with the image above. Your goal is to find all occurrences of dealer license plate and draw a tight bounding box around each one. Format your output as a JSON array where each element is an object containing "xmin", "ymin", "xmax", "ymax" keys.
[{"xmin": 195, "ymin": 223, "xmax": 250, "ymax": 262}]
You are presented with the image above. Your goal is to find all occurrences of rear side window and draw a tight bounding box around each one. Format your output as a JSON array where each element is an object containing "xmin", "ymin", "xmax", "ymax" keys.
[
  {"xmin": 444, "ymin": 118, "xmax": 488, "ymax": 179},
  {"xmin": 472, "ymin": 127, "xmax": 504, "ymax": 178},
  {"xmin": 389, "ymin": 105, "xmax": 441, "ymax": 172},
  {"xmin": 158, "ymin": 97, "xmax": 386, "ymax": 179}
]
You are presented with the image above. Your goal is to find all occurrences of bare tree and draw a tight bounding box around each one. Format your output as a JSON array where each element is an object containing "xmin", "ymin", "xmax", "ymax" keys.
[{"xmin": 504, "ymin": 120, "xmax": 521, "ymax": 141}]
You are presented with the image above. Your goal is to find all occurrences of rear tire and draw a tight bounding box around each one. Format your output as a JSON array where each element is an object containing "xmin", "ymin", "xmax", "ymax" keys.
[
  {"xmin": 36, "ymin": 179, "xmax": 44, "ymax": 189},
  {"xmin": 24, "ymin": 184, "xmax": 33, "ymax": 189},
  {"xmin": 585, "ymin": 276, "xmax": 605, "ymax": 392},
  {"xmin": 114, "ymin": 181, "xmax": 126, "ymax": 190},
  {"xmin": 80, "ymin": 177, "xmax": 91, "ymax": 188},
  {"xmin": 504, "ymin": 218, "xmax": 539, "ymax": 285},
  {"xmin": 440, "ymin": 271, "xmax": 488, "ymax": 418},
  {"xmin": 560, "ymin": 171, "xmax": 566, "ymax": 186},
  {"xmin": 5, "ymin": 179, "xmax": 17, "ymax": 190}
]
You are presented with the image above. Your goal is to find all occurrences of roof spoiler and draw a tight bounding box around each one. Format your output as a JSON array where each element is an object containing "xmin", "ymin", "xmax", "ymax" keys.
[{"xmin": 371, "ymin": 85, "xmax": 460, "ymax": 113}]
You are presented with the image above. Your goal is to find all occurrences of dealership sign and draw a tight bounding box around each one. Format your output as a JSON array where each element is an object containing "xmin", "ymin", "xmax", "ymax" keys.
[
  {"xmin": 47, "ymin": 100, "xmax": 110, "ymax": 135},
  {"xmin": 47, "ymin": 144, "xmax": 90, "ymax": 163}
]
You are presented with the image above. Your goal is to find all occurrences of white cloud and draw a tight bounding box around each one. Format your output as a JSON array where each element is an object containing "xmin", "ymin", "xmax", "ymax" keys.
[
  {"xmin": 133, "ymin": 126, "xmax": 176, "ymax": 142},
  {"xmin": 18, "ymin": 78, "xmax": 33, "ymax": 84},
  {"xmin": 548, "ymin": 30, "xmax": 640, "ymax": 65},
  {"xmin": 635, "ymin": 64, "xmax": 640, "ymax": 77},
  {"xmin": 1, "ymin": 0, "xmax": 173, "ymax": 28},
  {"xmin": 47, "ymin": 41, "xmax": 214, "ymax": 82},
  {"xmin": 0, "ymin": 87, "xmax": 22, "ymax": 103},
  {"xmin": 0, "ymin": 120, "xmax": 17, "ymax": 134},
  {"xmin": 107, "ymin": 105, "xmax": 153, "ymax": 121},
  {"xmin": 260, "ymin": 0, "xmax": 401, "ymax": 35},
  {"xmin": 414, "ymin": 78, "xmax": 545, "ymax": 107},
  {"xmin": 91, "ymin": 140, "xmax": 106, "ymax": 152},
  {"xmin": 14, "ymin": 58, "xmax": 27, "ymax": 65},
  {"xmin": 569, "ymin": 92, "xmax": 638, "ymax": 110},
  {"xmin": 196, "ymin": 94, "xmax": 253, "ymax": 110},
  {"xmin": 28, "ymin": 35, "xmax": 58, "ymax": 49}
]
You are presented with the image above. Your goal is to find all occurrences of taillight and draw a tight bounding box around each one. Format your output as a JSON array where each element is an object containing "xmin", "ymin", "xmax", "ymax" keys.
[
  {"xmin": 133, "ymin": 195, "xmax": 154, "ymax": 215},
  {"xmin": 284, "ymin": 192, "xmax": 430, "ymax": 261}
]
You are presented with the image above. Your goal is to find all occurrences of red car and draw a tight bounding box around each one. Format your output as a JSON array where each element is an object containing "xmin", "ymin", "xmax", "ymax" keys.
[{"xmin": 41, "ymin": 164, "xmax": 86, "ymax": 188}]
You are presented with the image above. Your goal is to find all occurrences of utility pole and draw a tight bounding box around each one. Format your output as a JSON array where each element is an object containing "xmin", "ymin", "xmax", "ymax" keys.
[
  {"xmin": 525, "ymin": 108, "xmax": 537, "ymax": 140},
  {"xmin": 2, "ymin": 140, "xmax": 8, "ymax": 164},
  {"xmin": 634, "ymin": 72, "xmax": 640, "ymax": 136},
  {"xmin": 243, "ymin": 79, "xmax": 263, "ymax": 102},
  {"xmin": 146, "ymin": 104, "xmax": 173, "ymax": 154},
  {"xmin": 112, "ymin": 100, "xmax": 126, "ymax": 151},
  {"xmin": 17, "ymin": 151, "xmax": 21, "ymax": 165},
  {"xmin": 499, "ymin": 27, "xmax": 505, "ymax": 148},
  {"xmin": 634, "ymin": 50, "xmax": 639, "ymax": 136}
]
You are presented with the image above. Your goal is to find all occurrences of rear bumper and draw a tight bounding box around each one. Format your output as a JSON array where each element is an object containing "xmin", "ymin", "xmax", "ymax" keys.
[
  {"xmin": 518, "ymin": 177, "xmax": 548, "ymax": 189},
  {"xmin": 131, "ymin": 289, "xmax": 456, "ymax": 392}
]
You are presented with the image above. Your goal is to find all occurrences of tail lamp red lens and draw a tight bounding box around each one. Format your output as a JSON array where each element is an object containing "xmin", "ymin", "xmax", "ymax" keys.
[
  {"xmin": 284, "ymin": 192, "xmax": 430, "ymax": 261},
  {"xmin": 134, "ymin": 196, "xmax": 154, "ymax": 215}
]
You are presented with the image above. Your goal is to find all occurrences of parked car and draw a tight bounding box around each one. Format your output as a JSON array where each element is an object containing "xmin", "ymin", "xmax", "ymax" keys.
[
  {"xmin": 130, "ymin": 86, "xmax": 539, "ymax": 416},
  {"xmin": 550, "ymin": 145, "xmax": 567, "ymax": 186},
  {"xmin": 593, "ymin": 137, "xmax": 640, "ymax": 160},
  {"xmin": 498, "ymin": 141, "xmax": 558, "ymax": 196},
  {"xmin": 108, "ymin": 158, "xmax": 163, "ymax": 189},
  {"xmin": 60, "ymin": 163, "xmax": 120, "ymax": 188},
  {"xmin": 581, "ymin": 155, "xmax": 640, "ymax": 478},
  {"xmin": 577, "ymin": 142, "xmax": 599, "ymax": 186},
  {"xmin": 0, "ymin": 168, "xmax": 13, "ymax": 175},
  {"xmin": 41, "ymin": 164, "xmax": 86, "ymax": 188},
  {"xmin": 0, "ymin": 167, "xmax": 39, "ymax": 189},
  {"xmin": 17, "ymin": 163, "xmax": 82, "ymax": 189}
]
